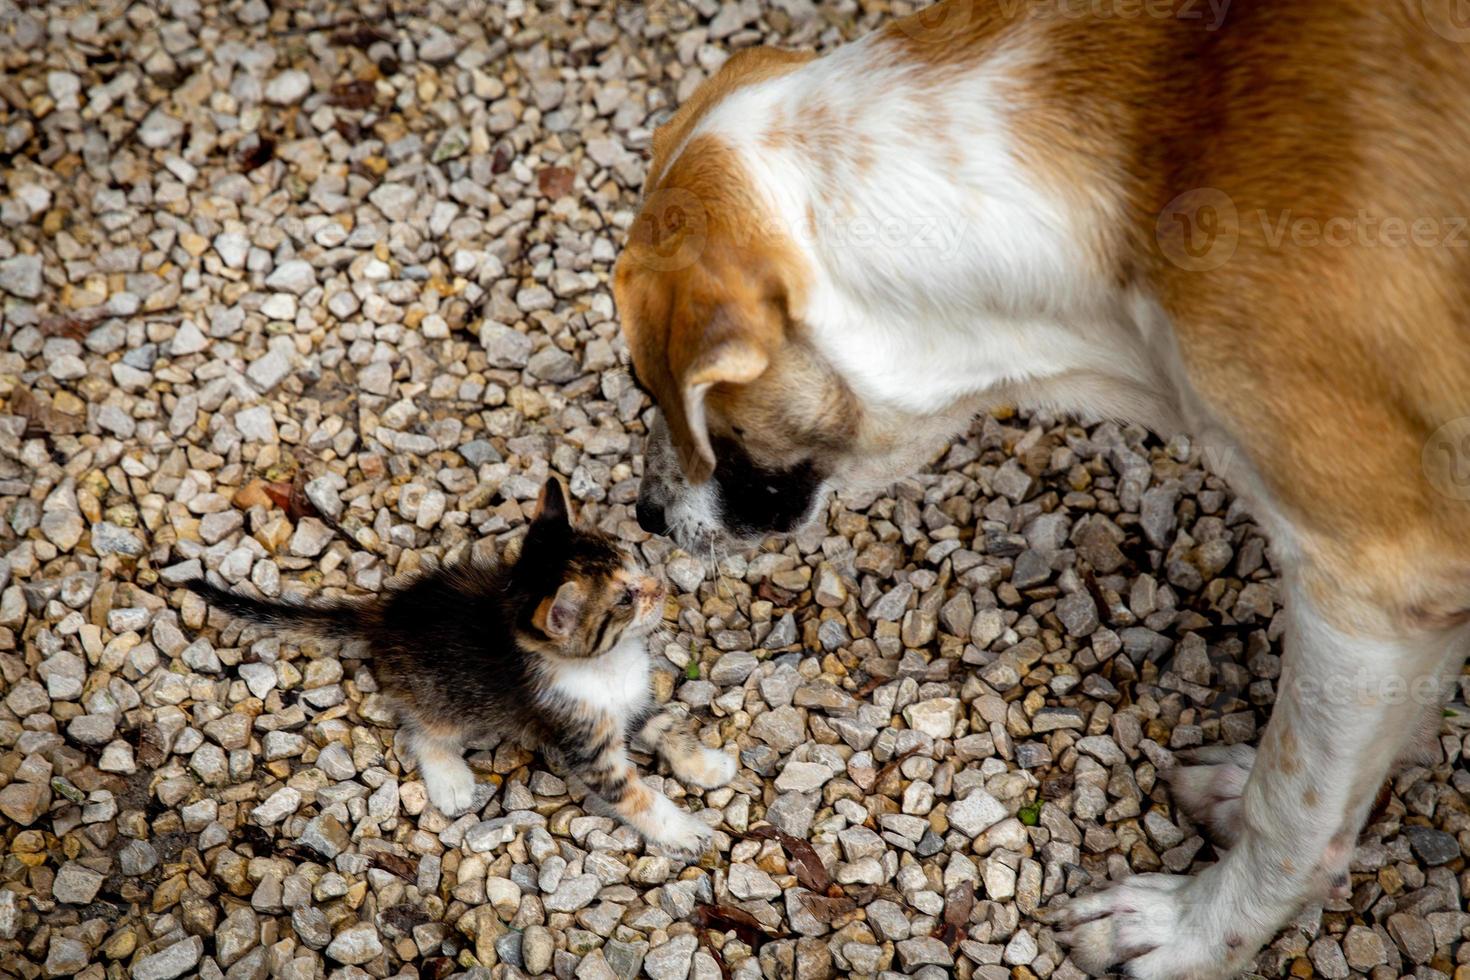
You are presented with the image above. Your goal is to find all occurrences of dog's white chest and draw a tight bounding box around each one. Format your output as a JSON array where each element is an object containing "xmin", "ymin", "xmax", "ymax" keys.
[{"xmin": 547, "ymin": 638, "xmax": 652, "ymax": 725}]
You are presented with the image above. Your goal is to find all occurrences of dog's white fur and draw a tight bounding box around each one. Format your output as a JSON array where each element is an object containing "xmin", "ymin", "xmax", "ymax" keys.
[{"xmin": 630, "ymin": 25, "xmax": 1467, "ymax": 980}]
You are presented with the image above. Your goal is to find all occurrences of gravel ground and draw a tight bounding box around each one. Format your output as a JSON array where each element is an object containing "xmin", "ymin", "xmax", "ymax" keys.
[{"xmin": 2, "ymin": 2, "xmax": 1468, "ymax": 979}]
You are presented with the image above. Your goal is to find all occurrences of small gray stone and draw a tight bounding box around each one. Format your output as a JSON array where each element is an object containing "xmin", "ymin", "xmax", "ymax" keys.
[
  {"xmin": 0, "ymin": 253, "xmax": 42, "ymax": 298},
  {"xmin": 45, "ymin": 937, "xmax": 89, "ymax": 976},
  {"xmin": 369, "ymin": 183, "xmax": 417, "ymax": 221},
  {"xmin": 527, "ymin": 346, "xmax": 580, "ymax": 382},
  {"xmin": 1307, "ymin": 936, "xmax": 1350, "ymax": 979},
  {"xmin": 1003, "ymin": 928, "xmax": 1038, "ymax": 966},
  {"xmin": 1401, "ymin": 826, "xmax": 1460, "ymax": 866},
  {"xmin": 91, "ymin": 522, "xmax": 143, "ymax": 557},
  {"xmin": 52, "ymin": 862, "xmax": 104, "ymax": 904},
  {"xmin": 293, "ymin": 907, "xmax": 332, "ymax": 950},
  {"xmin": 117, "ymin": 839, "xmax": 159, "ymax": 876},
  {"xmin": 265, "ymin": 259, "xmax": 315, "ymax": 294},
  {"xmin": 252, "ymin": 787, "xmax": 301, "ymax": 825},
  {"xmin": 709, "ymin": 651, "xmax": 758, "ymax": 686},
  {"xmin": 133, "ymin": 936, "xmax": 204, "ymax": 980},
  {"xmin": 903, "ymin": 698, "xmax": 960, "ymax": 738},
  {"xmin": 750, "ymin": 705, "xmax": 805, "ymax": 753},
  {"xmin": 1388, "ymin": 912, "xmax": 1435, "ymax": 963},
  {"xmin": 234, "ymin": 405, "xmax": 278, "ymax": 442},
  {"xmin": 289, "ymin": 518, "xmax": 334, "ymax": 557},
  {"xmin": 325, "ymin": 922, "xmax": 383, "ymax": 965},
  {"xmin": 139, "ymin": 108, "xmax": 184, "ymax": 147},
  {"xmin": 896, "ymin": 937, "xmax": 954, "ymax": 970},
  {"xmin": 948, "ymin": 792, "xmax": 1008, "ymax": 838},
  {"xmin": 865, "ymin": 899, "xmax": 911, "ymax": 942},
  {"xmin": 543, "ymin": 873, "xmax": 600, "ymax": 913},
  {"xmin": 1342, "ymin": 925, "xmax": 1387, "ymax": 971},
  {"xmin": 480, "ymin": 323, "xmax": 533, "ymax": 367},
  {"xmin": 1057, "ymin": 590, "xmax": 1100, "ymax": 637},
  {"xmin": 265, "ymin": 69, "xmax": 312, "ymax": 104},
  {"xmin": 643, "ymin": 934, "xmax": 696, "ymax": 980},
  {"xmin": 247, "ymin": 348, "xmax": 292, "ymax": 393},
  {"xmin": 66, "ymin": 713, "xmax": 115, "ymax": 746},
  {"xmin": 765, "ymin": 792, "xmax": 818, "ymax": 838},
  {"xmin": 775, "ymin": 760, "xmax": 832, "ymax": 794},
  {"xmin": 728, "ymin": 863, "xmax": 781, "ymax": 900}
]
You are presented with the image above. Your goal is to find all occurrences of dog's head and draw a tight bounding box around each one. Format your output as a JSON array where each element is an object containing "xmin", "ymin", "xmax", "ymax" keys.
[
  {"xmin": 614, "ymin": 48, "xmax": 970, "ymax": 551},
  {"xmin": 613, "ymin": 149, "xmax": 857, "ymax": 548}
]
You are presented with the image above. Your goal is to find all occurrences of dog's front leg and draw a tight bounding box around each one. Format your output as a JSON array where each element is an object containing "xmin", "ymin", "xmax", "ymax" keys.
[{"xmin": 1058, "ymin": 579, "xmax": 1464, "ymax": 980}]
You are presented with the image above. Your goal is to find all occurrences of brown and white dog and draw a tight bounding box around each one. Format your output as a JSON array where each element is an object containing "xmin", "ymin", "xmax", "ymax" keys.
[{"xmin": 614, "ymin": 1, "xmax": 1470, "ymax": 976}]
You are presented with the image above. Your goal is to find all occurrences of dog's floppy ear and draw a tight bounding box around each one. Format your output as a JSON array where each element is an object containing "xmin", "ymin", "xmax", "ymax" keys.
[
  {"xmin": 617, "ymin": 253, "xmax": 788, "ymax": 485},
  {"xmin": 667, "ymin": 299, "xmax": 776, "ymax": 483}
]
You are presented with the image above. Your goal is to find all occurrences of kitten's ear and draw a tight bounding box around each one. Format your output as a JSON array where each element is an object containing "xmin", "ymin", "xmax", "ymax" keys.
[
  {"xmin": 533, "ymin": 477, "xmax": 573, "ymax": 527},
  {"xmin": 535, "ymin": 580, "xmax": 585, "ymax": 640}
]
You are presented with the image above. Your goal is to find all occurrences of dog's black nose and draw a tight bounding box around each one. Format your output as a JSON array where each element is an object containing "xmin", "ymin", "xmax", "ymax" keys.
[{"xmin": 635, "ymin": 498, "xmax": 668, "ymax": 536}]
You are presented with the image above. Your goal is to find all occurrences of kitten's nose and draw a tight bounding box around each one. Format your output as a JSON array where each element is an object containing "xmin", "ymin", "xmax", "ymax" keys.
[{"xmin": 635, "ymin": 498, "xmax": 667, "ymax": 535}]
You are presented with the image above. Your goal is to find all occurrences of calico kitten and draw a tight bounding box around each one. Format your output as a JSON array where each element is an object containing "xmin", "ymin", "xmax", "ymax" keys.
[{"xmin": 187, "ymin": 477, "xmax": 734, "ymax": 856}]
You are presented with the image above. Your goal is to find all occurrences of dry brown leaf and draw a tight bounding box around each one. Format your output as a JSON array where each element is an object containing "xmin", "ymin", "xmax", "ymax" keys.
[
  {"xmin": 11, "ymin": 388, "xmax": 85, "ymax": 437},
  {"xmin": 744, "ymin": 826, "xmax": 831, "ymax": 894},
  {"xmin": 933, "ymin": 882, "xmax": 975, "ymax": 952},
  {"xmin": 329, "ymin": 79, "xmax": 377, "ymax": 109},
  {"xmin": 797, "ymin": 892, "xmax": 857, "ymax": 923},
  {"xmin": 371, "ymin": 853, "xmax": 418, "ymax": 882},
  {"xmin": 691, "ymin": 904, "xmax": 787, "ymax": 950}
]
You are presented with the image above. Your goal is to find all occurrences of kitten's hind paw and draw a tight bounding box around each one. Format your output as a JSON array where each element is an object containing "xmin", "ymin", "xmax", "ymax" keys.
[{"xmin": 423, "ymin": 758, "xmax": 479, "ymax": 816}]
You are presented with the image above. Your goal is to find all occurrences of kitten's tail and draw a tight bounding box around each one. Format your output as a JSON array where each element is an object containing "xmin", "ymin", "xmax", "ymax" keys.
[{"xmin": 185, "ymin": 579, "xmax": 367, "ymax": 639}]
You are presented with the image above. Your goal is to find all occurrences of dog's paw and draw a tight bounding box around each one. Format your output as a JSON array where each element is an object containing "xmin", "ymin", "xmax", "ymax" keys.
[
  {"xmin": 1057, "ymin": 874, "xmax": 1246, "ymax": 980},
  {"xmin": 423, "ymin": 758, "xmax": 479, "ymax": 816},
  {"xmin": 1163, "ymin": 744, "xmax": 1255, "ymax": 845},
  {"xmin": 644, "ymin": 799, "xmax": 713, "ymax": 860}
]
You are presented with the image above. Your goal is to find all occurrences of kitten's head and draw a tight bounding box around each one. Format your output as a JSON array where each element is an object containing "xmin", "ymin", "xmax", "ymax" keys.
[{"xmin": 515, "ymin": 477, "xmax": 665, "ymax": 659}]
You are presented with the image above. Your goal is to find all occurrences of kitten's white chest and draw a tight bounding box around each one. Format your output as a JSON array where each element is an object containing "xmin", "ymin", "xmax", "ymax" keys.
[{"xmin": 547, "ymin": 637, "xmax": 652, "ymax": 725}]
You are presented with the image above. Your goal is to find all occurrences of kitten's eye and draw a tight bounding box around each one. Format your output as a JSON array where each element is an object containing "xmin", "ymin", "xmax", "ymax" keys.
[{"xmin": 616, "ymin": 591, "xmax": 634, "ymax": 607}]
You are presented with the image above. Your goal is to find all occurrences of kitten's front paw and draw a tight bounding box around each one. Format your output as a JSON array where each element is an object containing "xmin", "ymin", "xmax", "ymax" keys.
[
  {"xmin": 685, "ymin": 747, "xmax": 738, "ymax": 789},
  {"xmin": 646, "ymin": 801, "xmax": 713, "ymax": 860},
  {"xmin": 423, "ymin": 759, "xmax": 479, "ymax": 816}
]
